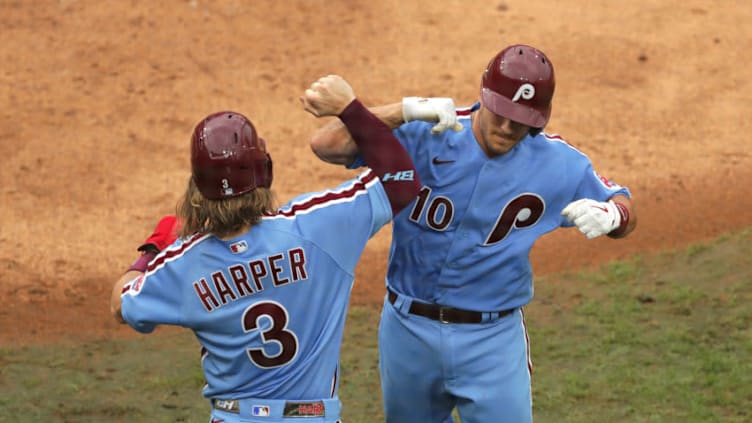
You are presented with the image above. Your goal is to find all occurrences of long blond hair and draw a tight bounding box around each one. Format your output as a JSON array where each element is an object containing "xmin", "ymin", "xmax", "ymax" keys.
[{"xmin": 177, "ymin": 176, "xmax": 276, "ymax": 239}]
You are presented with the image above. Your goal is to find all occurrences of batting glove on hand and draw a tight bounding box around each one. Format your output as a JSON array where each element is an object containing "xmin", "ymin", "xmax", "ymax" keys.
[
  {"xmin": 561, "ymin": 199, "xmax": 621, "ymax": 239},
  {"xmin": 137, "ymin": 215, "xmax": 181, "ymax": 253},
  {"xmin": 402, "ymin": 97, "xmax": 463, "ymax": 134}
]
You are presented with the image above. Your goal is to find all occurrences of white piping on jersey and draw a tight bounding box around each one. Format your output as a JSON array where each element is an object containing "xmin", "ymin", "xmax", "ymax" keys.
[
  {"xmin": 541, "ymin": 132, "xmax": 586, "ymax": 155},
  {"xmin": 145, "ymin": 233, "xmax": 211, "ymax": 277},
  {"xmin": 126, "ymin": 170, "xmax": 380, "ymax": 294},
  {"xmin": 457, "ymin": 101, "xmax": 481, "ymax": 116},
  {"xmin": 266, "ymin": 170, "xmax": 379, "ymax": 221},
  {"xmin": 122, "ymin": 232, "xmax": 213, "ymax": 296}
]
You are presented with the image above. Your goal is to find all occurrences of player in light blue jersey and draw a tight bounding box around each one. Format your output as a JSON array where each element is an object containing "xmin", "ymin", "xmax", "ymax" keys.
[
  {"xmin": 309, "ymin": 45, "xmax": 638, "ymax": 423},
  {"xmin": 110, "ymin": 75, "xmax": 423, "ymax": 423}
]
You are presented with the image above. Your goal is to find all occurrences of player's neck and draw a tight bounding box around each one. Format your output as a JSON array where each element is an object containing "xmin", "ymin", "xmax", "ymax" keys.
[{"xmin": 216, "ymin": 224, "xmax": 251, "ymax": 241}]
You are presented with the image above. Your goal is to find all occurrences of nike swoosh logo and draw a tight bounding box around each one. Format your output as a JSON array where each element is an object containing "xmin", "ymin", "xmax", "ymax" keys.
[
  {"xmin": 432, "ymin": 157, "xmax": 455, "ymax": 165},
  {"xmin": 593, "ymin": 205, "xmax": 609, "ymax": 213}
]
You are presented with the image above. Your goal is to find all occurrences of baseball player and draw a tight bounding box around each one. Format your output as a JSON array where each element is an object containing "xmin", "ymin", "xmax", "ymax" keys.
[
  {"xmin": 110, "ymin": 75, "xmax": 423, "ymax": 423},
  {"xmin": 309, "ymin": 45, "xmax": 637, "ymax": 423}
]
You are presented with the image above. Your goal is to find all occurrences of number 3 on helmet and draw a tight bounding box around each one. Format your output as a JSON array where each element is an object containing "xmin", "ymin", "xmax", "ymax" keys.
[{"xmin": 190, "ymin": 111, "xmax": 273, "ymax": 200}]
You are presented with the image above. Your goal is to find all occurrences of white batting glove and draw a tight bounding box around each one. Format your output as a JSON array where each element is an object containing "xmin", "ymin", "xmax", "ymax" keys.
[
  {"xmin": 402, "ymin": 97, "xmax": 463, "ymax": 134},
  {"xmin": 561, "ymin": 199, "xmax": 621, "ymax": 239}
]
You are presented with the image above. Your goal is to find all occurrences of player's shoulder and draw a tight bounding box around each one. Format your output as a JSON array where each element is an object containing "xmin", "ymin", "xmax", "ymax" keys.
[
  {"xmin": 399, "ymin": 119, "xmax": 433, "ymax": 135},
  {"xmin": 535, "ymin": 131, "xmax": 591, "ymax": 159},
  {"xmin": 269, "ymin": 170, "xmax": 381, "ymax": 221},
  {"xmin": 145, "ymin": 232, "xmax": 212, "ymax": 274},
  {"xmin": 457, "ymin": 101, "xmax": 480, "ymax": 118}
]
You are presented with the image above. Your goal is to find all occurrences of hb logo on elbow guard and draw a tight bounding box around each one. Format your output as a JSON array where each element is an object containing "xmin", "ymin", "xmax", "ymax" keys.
[{"xmin": 382, "ymin": 170, "xmax": 415, "ymax": 182}]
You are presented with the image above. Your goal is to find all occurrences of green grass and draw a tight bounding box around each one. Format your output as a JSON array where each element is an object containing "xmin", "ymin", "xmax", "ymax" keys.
[
  {"xmin": 0, "ymin": 229, "xmax": 749, "ymax": 422},
  {"xmin": 528, "ymin": 228, "xmax": 752, "ymax": 423}
]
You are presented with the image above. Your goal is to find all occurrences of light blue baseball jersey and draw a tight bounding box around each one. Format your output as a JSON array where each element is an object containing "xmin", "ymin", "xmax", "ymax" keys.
[
  {"xmin": 352, "ymin": 104, "xmax": 630, "ymax": 311},
  {"xmin": 119, "ymin": 170, "xmax": 391, "ymax": 400}
]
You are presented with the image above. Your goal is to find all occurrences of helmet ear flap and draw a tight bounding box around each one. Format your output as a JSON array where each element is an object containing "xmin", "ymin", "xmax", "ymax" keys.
[
  {"xmin": 264, "ymin": 153, "xmax": 273, "ymax": 188},
  {"xmin": 252, "ymin": 152, "xmax": 273, "ymax": 189},
  {"xmin": 253, "ymin": 138, "xmax": 273, "ymax": 189}
]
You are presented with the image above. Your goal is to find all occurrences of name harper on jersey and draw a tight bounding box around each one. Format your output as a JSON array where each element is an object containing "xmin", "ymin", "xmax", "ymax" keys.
[{"xmin": 192, "ymin": 247, "xmax": 307, "ymax": 312}]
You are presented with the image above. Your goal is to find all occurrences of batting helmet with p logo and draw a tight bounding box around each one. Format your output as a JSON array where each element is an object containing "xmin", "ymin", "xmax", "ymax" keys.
[{"xmin": 480, "ymin": 44, "xmax": 555, "ymax": 129}]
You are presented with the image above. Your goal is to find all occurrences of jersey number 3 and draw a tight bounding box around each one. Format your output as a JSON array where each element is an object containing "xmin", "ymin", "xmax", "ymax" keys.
[
  {"xmin": 409, "ymin": 187, "xmax": 545, "ymax": 244},
  {"xmin": 242, "ymin": 301, "xmax": 299, "ymax": 368}
]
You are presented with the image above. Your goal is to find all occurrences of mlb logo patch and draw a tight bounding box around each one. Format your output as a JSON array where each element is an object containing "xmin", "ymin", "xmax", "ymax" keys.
[
  {"xmin": 229, "ymin": 240, "xmax": 248, "ymax": 253},
  {"xmin": 252, "ymin": 405, "xmax": 270, "ymax": 416}
]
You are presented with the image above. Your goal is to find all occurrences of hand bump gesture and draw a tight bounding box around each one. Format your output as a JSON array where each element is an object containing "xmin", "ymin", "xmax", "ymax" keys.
[{"xmin": 300, "ymin": 75, "xmax": 356, "ymax": 117}]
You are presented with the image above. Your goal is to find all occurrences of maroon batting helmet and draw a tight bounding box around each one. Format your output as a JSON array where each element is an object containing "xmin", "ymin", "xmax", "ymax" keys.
[
  {"xmin": 480, "ymin": 44, "xmax": 555, "ymax": 128},
  {"xmin": 191, "ymin": 111, "xmax": 273, "ymax": 200}
]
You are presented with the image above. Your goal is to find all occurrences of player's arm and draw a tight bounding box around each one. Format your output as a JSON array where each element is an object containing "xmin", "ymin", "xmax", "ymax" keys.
[
  {"xmin": 110, "ymin": 216, "xmax": 181, "ymax": 322},
  {"xmin": 309, "ymin": 97, "xmax": 462, "ymax": 166},
  {"xmin": 301, "ymin": 75, "xmax": 421, "ymax": 215},
  {"xmin": 111, "ymin": 270, "xmax": 142, "ymax": 323},
  {"xmin": 561, "ymin": 194, "xmax": 637, "ymax": 239},
  {"xmin": 606, "ymin": 194, "xmax": 637, "ymax": 238},
  {"xmin": 309, "ymin": 102, "xmax": 402, "ymax": 166}
]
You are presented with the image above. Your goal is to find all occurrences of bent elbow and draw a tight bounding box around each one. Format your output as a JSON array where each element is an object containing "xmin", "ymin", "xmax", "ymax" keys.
[
  {"xmin": 309, "ymin": 132, "xmax": 339, "ymax": 163},
  {"xmin": 110, "ymin": 302, "xmax": 125, "ymax": 324},
  {"xmin": 309, "ymin": 136, "xmax": 333, "ymax": 162},
  {"xmin": 309, "ymin": 123, "xmax": 358, "ymax": 166}
]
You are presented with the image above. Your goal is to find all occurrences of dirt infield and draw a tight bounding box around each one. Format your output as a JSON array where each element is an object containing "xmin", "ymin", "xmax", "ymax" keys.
[{"xmin": 1, "ymin": 0, "xmax": 750, "ymax": 345}]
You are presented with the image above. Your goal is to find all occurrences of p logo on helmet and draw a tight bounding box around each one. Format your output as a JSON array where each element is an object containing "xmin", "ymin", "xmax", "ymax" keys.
[
  {"xmin": 480, "ymin": 44, "xmax": 555, "ymax": 129},
  {"xmin": 511, "ymin": 83, "xmax": 536, "ymax": 103}
]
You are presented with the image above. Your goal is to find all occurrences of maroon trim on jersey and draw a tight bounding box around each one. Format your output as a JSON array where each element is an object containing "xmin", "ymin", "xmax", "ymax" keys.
[
  {"xmin": 145, "ymin": 233, "xmax": 207, "ymax": 273},
  {"xmin": 141, "ymin": 173, "xmax": 380, "ymax": 274},
  {"xmin": 543, "ymin": 133, "xmax": 565, "ymax": 141},
  {"xmin": 274, "ymin": 171, "xmax": 378, "ymax": 218},
  {"xmin": 456, "ymin": 108, "xmax": 473, "ymax": 116}
]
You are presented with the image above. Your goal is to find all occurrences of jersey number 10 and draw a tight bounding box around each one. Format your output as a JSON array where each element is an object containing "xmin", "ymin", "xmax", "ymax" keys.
[{"xmin": 408, "ymin": 187, "xmax": 545, "ymax": 244}]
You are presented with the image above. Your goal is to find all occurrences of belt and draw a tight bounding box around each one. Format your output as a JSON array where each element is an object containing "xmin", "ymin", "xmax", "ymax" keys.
[
  {"xmin": 211, "ymin": 398, "xmax": 340, "ymax": 418},
  {"xmin": 387, "ymin": 288, "xmax": 514, "ymax": 324}
]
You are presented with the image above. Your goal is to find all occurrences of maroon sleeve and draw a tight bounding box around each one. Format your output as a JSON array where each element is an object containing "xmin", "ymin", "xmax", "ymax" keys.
[{"xmin": 338, "ymin": 99, "xmax": 421, "ymax": 216}]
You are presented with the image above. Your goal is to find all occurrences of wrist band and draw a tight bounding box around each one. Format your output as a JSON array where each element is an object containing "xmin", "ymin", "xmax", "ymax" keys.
[
  {"xmin": 608, "ymin": 202, "xmax": 630, "ymax": 238},
  {"xmin": 127, "ymin": 251, "xmax": 157, "ymax": 273}
]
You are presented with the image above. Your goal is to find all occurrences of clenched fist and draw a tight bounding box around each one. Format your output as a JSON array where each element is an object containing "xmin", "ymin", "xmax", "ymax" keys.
[
  {"xmin": 561, "ymin": 199, "xmax": 623, "ymax": 239},
  {"xmin": 300, "ymin": 75, "xmax": 356, "ymax": 117}
]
